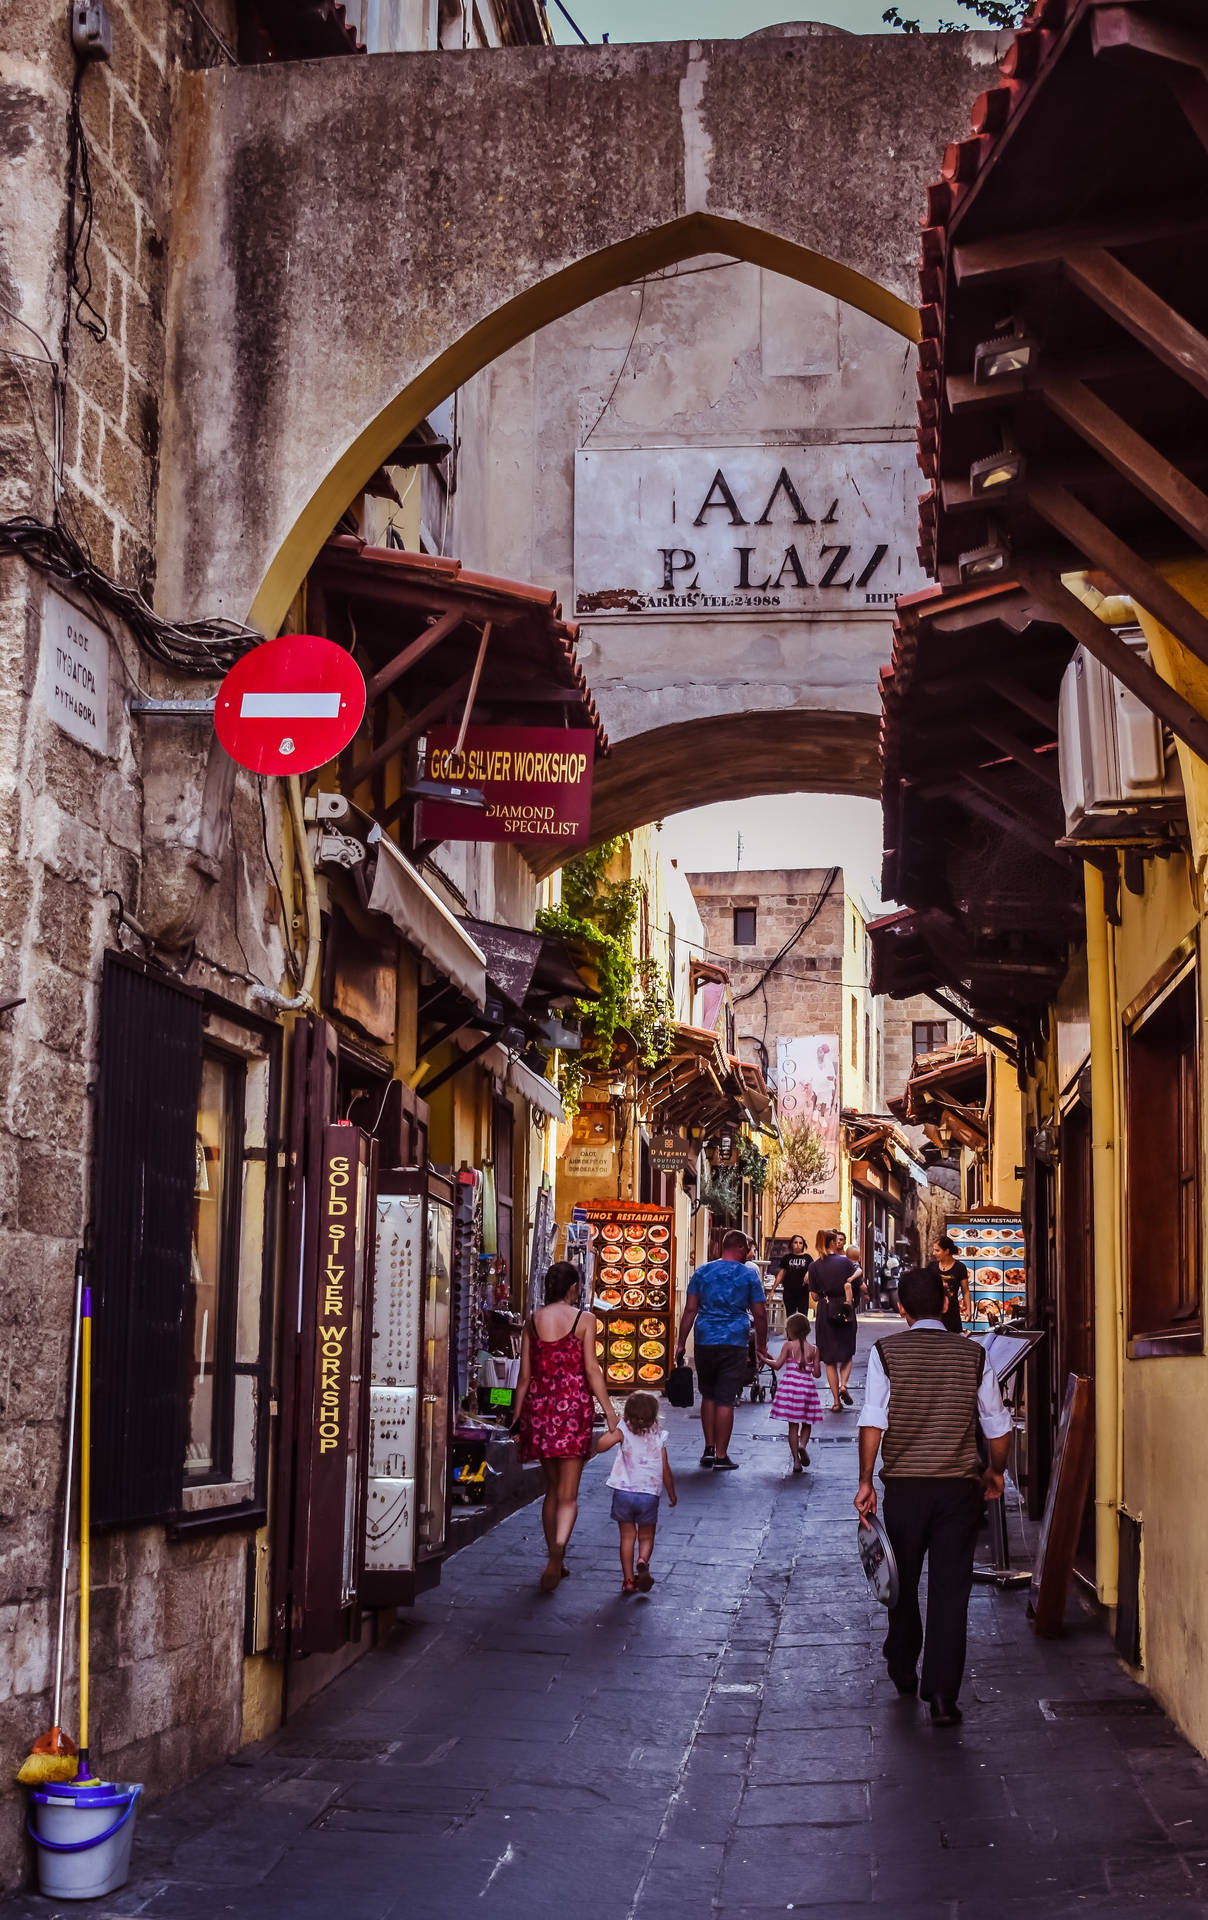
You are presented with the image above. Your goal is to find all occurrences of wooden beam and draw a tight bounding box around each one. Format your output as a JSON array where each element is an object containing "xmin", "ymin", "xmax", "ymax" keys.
[
  {"xmin": 1091, "ymin": 6, "xmax": 1208, "ymax": 150},
  {"xmin": 953, "ymin": 210, "xmax": 1208, "ymax": 285},
  {"xmin": 1041, "ymin": 376, "xmax": 1208, "ymax": 554},
  {"xmin": 452, "ymin": 621, "xmax": 491, "ymax": 756},
  {"xmin": 345, "ymin": 668, "xmax": 474, "ymax": 790},
  {"xmin": 925, "ymin": 987, "xmax": 1019, "ymax": 1066},
  {"xmin": 367, "ymin": 608, "xmax": 464, "ymax": 704},
  {"xmin": 960, "ymin": 771, "xmax": 1067, "ymax": 856},
  {"xmin": 973, "ymin": 718, "xmax": 1063, "ymax": 791},
  {"xmin": 1026, "ymin": 478, "xmax": 1208, "ymax": 670},
  {"xmin": 984, "ymin": 673, "xmax": 1059, "ymax": 733},
  {"xmin": 1015, "ymin": 561, "xmax": 1208, "ymax": 765},
  {"xmin": 945, "ymin": 350, "xmax": 1137, "ymax": 414},
  {"xmin": 1064, "ymin": 248, "xmax": 1208, "ymax": 405}
]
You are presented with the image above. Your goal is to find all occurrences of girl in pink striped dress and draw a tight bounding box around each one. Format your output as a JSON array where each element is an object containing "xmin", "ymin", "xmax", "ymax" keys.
[{"xmin": 769, "ymin": 1312, "xmax": 824, "ymax": 1473}]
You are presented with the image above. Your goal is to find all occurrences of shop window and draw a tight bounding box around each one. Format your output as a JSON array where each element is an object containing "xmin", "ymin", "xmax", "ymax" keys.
[
  {"xmin": 733, "ymin": 908, "xmax": 756, "ymax": 945},
  {"xmin": 1125, "ymin": 966, "xmax": 1201, "ymax": 1351},
  {"xmin": 912, "ymin": 1020, "xmax": 948, "ymax": 1058},
  {"xmin": 92, "ymin": 952, "xmax": 278, "ymax": 1529},
  {"xmin": 850, "ymin": 994, "xmax": 859, "ymax": 1068}
]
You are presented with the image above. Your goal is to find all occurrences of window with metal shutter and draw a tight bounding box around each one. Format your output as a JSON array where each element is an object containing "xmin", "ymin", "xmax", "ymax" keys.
[{"xmin": 92, "ymin": 951, "xmax": 204, "ymax": 1527}]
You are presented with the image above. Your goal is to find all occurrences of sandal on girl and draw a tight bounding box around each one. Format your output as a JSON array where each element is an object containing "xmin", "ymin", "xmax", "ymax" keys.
[
  {"xmin": 621, "ymin": 1577, "xmax": 638, "ymax": 1595},
  {"xmin": 540, "ymin": 1544, "xmax": 565, "ymax": 1592},
  {"xmin": 634, "ymin": 1560, "xmax": 654, "ymax": 1593}
]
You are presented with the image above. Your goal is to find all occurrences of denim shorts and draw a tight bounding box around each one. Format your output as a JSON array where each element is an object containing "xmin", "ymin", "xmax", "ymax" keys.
[{"xmin": 610, "ymin": 1489, "xmax": 659, "ymax": 1527}]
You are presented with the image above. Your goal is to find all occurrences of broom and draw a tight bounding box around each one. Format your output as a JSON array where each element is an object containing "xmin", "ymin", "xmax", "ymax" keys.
[{"xmin": 16, "ymin": 1254, "xmax": 84, "ymax": 1786}]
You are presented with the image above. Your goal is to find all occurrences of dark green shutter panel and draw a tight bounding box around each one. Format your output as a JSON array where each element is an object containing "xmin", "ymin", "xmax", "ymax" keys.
[{"xmin": 92, "ymin": 952, "xmax": 204, "ymax": 1526}]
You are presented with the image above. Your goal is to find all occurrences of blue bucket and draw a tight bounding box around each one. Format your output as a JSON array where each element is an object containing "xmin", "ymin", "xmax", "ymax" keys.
[{"xmin": 28, "ymin": 1777, "xmax": 142, "ymax": 1901}]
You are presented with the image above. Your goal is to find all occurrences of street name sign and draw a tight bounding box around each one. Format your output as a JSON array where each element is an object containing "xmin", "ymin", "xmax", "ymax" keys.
[
  {"xmin": 573, "ymin": 444, "xmax": 927, "ymax": 618},
  {"xmin": 215, "ymin": 633, "xmax": 366, "ymax": 776},
  {"xmin": 40, "ymin": 590, "xmax": 110, "ymax": 755}
]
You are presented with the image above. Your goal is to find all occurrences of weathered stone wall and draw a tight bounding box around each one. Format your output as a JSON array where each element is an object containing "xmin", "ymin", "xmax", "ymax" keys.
[{"xmin": 0, "ymin": 1, "xmax": 277, "ymax": 1888}]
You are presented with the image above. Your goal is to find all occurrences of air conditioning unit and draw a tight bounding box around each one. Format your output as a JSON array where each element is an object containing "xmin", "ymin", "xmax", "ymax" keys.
[{"xmin": 1057, "ymin": 633, "xmax": 1185, "ymax": 843}]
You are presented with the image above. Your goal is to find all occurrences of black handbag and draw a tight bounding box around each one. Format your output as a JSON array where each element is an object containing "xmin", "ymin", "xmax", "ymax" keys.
[{"xmin": 665, "ymin": 1362, "xmax": 694, "ymax": 1408}]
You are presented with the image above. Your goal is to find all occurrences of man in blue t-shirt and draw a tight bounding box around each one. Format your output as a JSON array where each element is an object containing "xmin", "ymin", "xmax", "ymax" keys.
[{"xmin": 674, "ymin": 1230, "xmax": 768, "ymax": 1472}]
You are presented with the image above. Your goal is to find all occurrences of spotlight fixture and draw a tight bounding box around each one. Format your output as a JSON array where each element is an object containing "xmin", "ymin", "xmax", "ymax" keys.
[
  {"xmin": 973, "ymin": 328, "xmax": 1038, "ymax": 384},
  {"xmin": 969, "ymin": 448, "xmax": 1026, "ymax": 496},
  {"xmin": 958, "ymin": 537, "xmax": 1012, "ymax": 583}
]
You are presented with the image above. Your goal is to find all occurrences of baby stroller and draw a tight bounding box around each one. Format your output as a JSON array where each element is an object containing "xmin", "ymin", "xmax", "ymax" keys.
[{"xmin": 744, "ymin": 1332, "xmax": 775, "ymax": 1403}]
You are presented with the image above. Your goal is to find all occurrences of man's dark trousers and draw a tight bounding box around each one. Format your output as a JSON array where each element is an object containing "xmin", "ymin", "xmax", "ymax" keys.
[{"xmin": 882, "ymin": 1477, "xmax": 983, "ymax": 1700}]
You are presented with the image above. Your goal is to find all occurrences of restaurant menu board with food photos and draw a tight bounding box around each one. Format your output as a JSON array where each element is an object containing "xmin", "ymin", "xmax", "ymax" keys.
[
  {"xmin": 945, "ymin": 1214, "xmax": 1026, "ymax": 1331},
  {"xmin": 581, "ymin": 1200, "xmax": 674, "ymax": 1393}
]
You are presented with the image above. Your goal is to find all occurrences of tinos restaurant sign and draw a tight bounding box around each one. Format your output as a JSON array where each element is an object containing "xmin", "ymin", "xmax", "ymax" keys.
[
  {"xmin": 573, "ymin": 444, "xmax": 925, "ymax": 618},
  {"xmin": 418, "ymin": 725, "xmax": 595, "ymax": 844}
]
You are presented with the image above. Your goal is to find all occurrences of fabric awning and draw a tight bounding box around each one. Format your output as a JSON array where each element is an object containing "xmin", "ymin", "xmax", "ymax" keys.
[
  {"xmin": 482, "ymin": 1044, "xmax": 566, "ymax": 1123},
  {"xmin": 366, "ymin": 825, "xmax": 488, "ymax": 1010}
]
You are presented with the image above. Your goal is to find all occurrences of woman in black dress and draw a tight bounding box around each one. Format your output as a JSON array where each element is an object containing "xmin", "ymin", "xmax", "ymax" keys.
[
  {"xmin": 774, "ymin": 1235, "xmax": 813, "ymax": 1323},
  {"xmin": 810, "ymin": 1229, "xmax": 861, "ymax": 1411}
]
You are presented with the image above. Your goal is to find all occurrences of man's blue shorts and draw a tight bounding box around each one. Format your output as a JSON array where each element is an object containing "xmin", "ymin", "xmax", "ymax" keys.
[{"xmin": 610, "ymin": 1489, "xmax": 659, "ymax": 1526}]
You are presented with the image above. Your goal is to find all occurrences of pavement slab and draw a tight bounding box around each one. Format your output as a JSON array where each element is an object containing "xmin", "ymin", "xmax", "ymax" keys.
[{"xmin": 8, "ymin": 1318, "xmax": 1208, "ymax": 1919}]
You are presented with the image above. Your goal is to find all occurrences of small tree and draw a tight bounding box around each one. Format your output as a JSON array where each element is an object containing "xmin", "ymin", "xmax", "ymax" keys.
[
  {"xmin": 769, "ymin": 1118, "xmax": 830, "ymax": 1238},
  {"xmin": 883, "ymin": 1, "xmax": 1028, "ymax": 31}
]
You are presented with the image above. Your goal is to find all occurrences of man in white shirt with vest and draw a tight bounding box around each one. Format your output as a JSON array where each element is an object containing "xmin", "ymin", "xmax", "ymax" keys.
[{"xmin": 854, "ymin": 1265, "xmax": 1012, "ymax": 1726}]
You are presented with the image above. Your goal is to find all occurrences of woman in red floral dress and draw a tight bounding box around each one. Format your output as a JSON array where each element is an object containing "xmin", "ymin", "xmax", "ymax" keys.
[{"xmin": 513, "ymin": 1262, "xmax": 618, "ymax": 1590}]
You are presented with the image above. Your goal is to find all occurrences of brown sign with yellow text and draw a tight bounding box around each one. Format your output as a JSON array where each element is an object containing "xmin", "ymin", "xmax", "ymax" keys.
[{"xmin": 418, "ymin": 725, "xmax": 595, "ymax": 844}]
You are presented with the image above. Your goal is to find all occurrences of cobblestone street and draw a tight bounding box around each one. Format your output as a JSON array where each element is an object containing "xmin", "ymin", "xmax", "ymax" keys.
[{"xmin": 10, "ymin": 1323, "xmax": 1208, "ymax": 1920}]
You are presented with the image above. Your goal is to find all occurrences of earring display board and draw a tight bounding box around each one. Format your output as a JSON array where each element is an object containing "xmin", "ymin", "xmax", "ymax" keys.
[
  {"xmin": 581, "ymin": 1199, "xmax": 675, "ymax": 1393},
  {"xmin": 945, "ymin": 1211, "xmax": 1026, "ymax": 1330}
]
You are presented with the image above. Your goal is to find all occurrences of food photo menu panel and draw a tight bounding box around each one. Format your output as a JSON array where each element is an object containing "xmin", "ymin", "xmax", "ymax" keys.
[
  {"xmin": 946, "ymin": 1213, "xmax": 1026, "ymax": 1330},
  {"xmin": 581, "ymin": 1200, "xmax": 674, "ymax": 1393}
]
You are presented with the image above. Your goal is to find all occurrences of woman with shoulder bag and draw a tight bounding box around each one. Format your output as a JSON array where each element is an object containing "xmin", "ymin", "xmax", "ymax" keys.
[{"xmin": 809, "ymin": 1229, "xmax": 861, "ymax": 1412}]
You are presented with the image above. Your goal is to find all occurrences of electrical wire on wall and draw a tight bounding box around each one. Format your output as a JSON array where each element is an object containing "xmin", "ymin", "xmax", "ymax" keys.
[{"xmin": 0, "ymin": 31, "xmax": 262, "ymax": 675}]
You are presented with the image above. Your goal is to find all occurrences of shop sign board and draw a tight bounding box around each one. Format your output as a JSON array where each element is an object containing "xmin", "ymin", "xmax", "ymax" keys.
[
  {"xmin": 573, "ymin": 444, "xmax": 927, "ymax": 618},
  {"xmin": 214, "ymin": 632, "xmax": 366, "ymax": 776},
  {"xmin": 650, "ymin": 1129, "xmax": 693, "ymax": 1174},
  {"xmin": 298, "ymin": 1123, "xmax": 374, "ymax": 1649},
  {"xmin": 417, "ymin": 725, "xmax": 595, "ymax": 845},
  {"xmin": 776, "ymin": 1036, "xmax": 841, "ymax": 1203},
  {"xmin": 582, "ymin": 1200, "xmax": 675, "ymax": 1394},
  {"xmin": 40, "ymin": 590, "xmax": 110, "ymax": 754},
  {"xmin": 563, "ymin": 1144, "xmax": 615, "ymax": 1178}
]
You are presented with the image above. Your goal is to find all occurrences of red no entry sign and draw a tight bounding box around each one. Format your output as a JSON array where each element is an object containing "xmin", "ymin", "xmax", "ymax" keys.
[{"xmin": 214, "ymin": 634, "xmax": 366, "ymax": 776}]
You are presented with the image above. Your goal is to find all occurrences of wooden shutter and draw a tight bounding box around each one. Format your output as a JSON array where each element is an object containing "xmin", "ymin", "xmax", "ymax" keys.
[{"xmin": 92, "ymin": 952, "xmax": 204, "ymax": 1526}]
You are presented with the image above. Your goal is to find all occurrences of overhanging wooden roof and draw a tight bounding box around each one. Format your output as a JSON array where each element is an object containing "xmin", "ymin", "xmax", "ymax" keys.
[
  {"xmin": 873, "ymin": 581, "xmax": 1080, "ymax": 1054},
  {"xmin": 915, "ymin": 0, "xmax": 1208, "ymax": 765}
]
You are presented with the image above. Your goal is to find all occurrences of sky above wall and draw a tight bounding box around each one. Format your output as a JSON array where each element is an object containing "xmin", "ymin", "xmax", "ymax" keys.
[
  {"xmin": 659, "ymin": 793, "xmax": 885, "ymax": 908},
  {"xmin": 549, "ymin": 1, "xmax": 966, "ymax": 43}
]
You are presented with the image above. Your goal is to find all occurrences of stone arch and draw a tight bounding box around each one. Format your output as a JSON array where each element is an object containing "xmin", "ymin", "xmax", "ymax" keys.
[
  {"xmin": 532, "ymin": 710, "xmax": 879, "ymax": 878},
  {"xmin": 158, "ymin": 32, "xmax": 995, "ymax": 633}
]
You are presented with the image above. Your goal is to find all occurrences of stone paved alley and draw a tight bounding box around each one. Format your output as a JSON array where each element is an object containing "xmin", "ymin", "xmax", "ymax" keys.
[{"xmin": 10, "ymin": 1322, "xmax": 1208, "ymax": 1920}]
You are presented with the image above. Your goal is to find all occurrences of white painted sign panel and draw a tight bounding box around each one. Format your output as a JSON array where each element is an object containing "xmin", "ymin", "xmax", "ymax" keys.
[
  {"xmin": 574, "ymin": 444, "xmax": 926, "ymax": 618},
  {"xmin": 40, "ymin": 591, "xmax": 110, "ymax": 753},
  {"xmin": 776, "ymin": 1035, "xmax": 841, "ymax": 1204}
]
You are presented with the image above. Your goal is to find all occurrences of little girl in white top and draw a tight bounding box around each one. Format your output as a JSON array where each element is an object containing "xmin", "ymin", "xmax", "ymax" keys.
[{"xmin": 596, "ymin": 1391, "xmax": 677, "ymax": 1594}]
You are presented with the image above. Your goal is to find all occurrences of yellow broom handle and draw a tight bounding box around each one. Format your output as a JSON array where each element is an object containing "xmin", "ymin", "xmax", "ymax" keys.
[{"xmin": 79, "ymin": 1292, "xmax": 91, "ymax": 1762}]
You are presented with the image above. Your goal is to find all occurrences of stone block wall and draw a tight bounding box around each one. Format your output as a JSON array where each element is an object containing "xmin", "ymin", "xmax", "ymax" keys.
[
  {"xmin": 0, "ymin": 1, "xmax": 263, "ymax": 1889},
  {"xmin": 687, "ymin": 867, "xmax": 848, "ymax": 1072}
]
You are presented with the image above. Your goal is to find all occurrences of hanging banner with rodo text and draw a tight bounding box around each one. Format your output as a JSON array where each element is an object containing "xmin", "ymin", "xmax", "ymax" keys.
[{"xmin": 417, "ymin": 725, "xmax": 595, "ymax": 845}]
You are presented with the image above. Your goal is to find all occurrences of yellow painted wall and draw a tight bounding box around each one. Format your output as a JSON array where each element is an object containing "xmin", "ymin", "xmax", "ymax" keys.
[
  {"xmin": 987, "ymin": 1049, "xmax": 1023, "ymax": 1212},
  {"xmin": 1100, "ymin": 850, "xmax": 1208, "ymax": 1744}
]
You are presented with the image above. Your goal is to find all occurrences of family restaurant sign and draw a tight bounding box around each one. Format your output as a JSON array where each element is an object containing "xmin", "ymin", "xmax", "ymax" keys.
[
  {"xmin": 418, "ymin": 725, "xmax": 595, "ymax": 844},
  {"xmin": 573, "ymin": 444, "xmax": 926, "ymax": 618}
]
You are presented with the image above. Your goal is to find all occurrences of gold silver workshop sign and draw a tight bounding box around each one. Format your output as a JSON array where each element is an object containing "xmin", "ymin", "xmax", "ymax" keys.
[{"xmin": 573, "ymin": 444, "xmax": 926, "ymax": 617}]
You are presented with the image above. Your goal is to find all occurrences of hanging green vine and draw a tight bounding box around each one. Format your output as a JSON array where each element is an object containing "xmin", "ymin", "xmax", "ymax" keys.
[
  {"xmin": 536, "ymin": 838, "xmax": 675, "ymax": 1111},
  {"xmin": 737, "ymin": 1135, "xmax": 768, "ymax": 1193}
]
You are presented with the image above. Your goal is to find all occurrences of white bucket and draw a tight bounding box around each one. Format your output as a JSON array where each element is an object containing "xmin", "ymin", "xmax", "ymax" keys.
[{"xmin": 28, "ymin": 1777, "xmax": 142, "ymax": 1901}]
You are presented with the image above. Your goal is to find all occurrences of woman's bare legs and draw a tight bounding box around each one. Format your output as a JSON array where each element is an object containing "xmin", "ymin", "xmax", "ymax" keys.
[
  {"xmin": 539, "ymin": 1460, "xmax": 559, "ymax": 1555},
  {"xmin": 839, "ymin": 1359, "xmax": 855, "ymax": 1403},
  {"xmin": 826, "ymin": 1363, "xmax": 842, "ymax": 1411}
]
